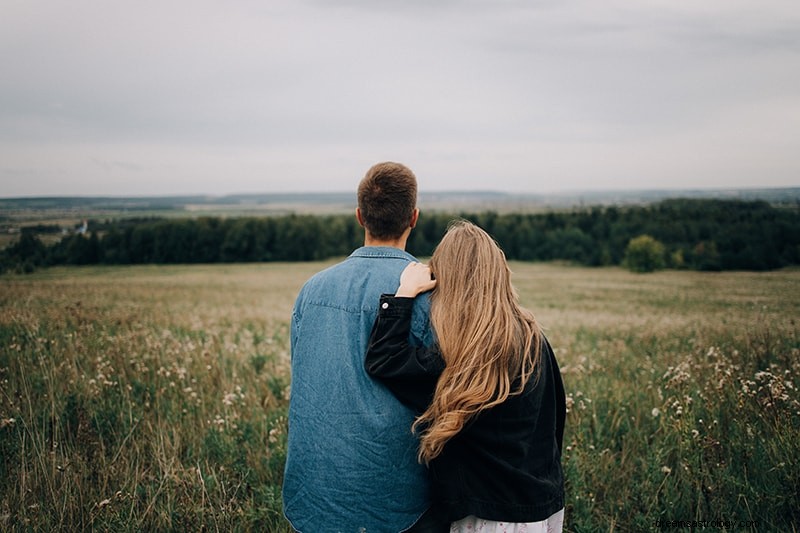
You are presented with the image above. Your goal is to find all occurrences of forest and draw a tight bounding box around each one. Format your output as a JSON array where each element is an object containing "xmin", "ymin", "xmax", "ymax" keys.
[{"xmin": 2, "ymin": 198, "xmax": 799, "ymax": 273}]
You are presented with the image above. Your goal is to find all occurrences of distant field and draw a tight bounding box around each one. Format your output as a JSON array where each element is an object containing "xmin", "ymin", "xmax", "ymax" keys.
[{"xmin": 1, "ymin": 262, "xmax": 798, "ymax": 531}]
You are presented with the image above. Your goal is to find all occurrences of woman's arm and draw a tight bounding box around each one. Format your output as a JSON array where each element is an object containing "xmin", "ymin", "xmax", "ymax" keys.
[
  {"xmin": 366, "ymin": 296, "xmax": 443, "ymax": 376},
  {"xmin": 366, "ymin": 279, "xmax": 443, "ymax": 413}
]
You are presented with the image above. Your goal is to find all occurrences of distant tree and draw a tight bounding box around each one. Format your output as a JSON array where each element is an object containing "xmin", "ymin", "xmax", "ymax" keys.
[
  {"xmin": 11, "ymin": 198, "xmax": 799, "ymax": 271},
  {"xmin": 1, "ymin": 232, "xmax": 47, "ymax": 273},
  {"xmin": 128, "ymin": 225, "xmax": 156, "ymax": 263},
  {"xmin": 221, "ymin": 218, "xmax": 259, "ymax": 262},
  {"xmin": 623, "ymin": 235, "xmax": 666, "ymax": 273},
  {"xmin": 191, "ymin": 218, "xmax": 224, "ymax": 263},
  {"xmin": 691, "ymin": 241, "xmax": 721, "ymax": 271},
  {"xmin": 75, "ymin": 233, "xmax": 100, "ymax": 264},
  {"xmin": 546, "ymin": 227, "xmax": 594, "ymax": 264},
  {"xmin": 101, "ymin": 227, "xmax": 130, "ymax": 264},
  {"xmin": 6, "ymin": 232, "xmax": 47, "ymax": 265},
  {"xmin": 669, "ymin": 249, "xmax": 686, "ymax": 269}
]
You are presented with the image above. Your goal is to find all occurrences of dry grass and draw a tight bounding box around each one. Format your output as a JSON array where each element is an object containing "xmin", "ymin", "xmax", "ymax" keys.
[
  {"xmin": 1, "ymin": 262, "xmax": 798, "ymax": 531},
  {"xmin": 513, "ymin": 264, "xmax": 800, "ymax": 532}
]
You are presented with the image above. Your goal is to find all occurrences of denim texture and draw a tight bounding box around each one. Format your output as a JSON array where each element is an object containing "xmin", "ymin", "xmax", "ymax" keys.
[{"xmin": 283, "ymin": 246, "xmax": 434, "ymax": 533}]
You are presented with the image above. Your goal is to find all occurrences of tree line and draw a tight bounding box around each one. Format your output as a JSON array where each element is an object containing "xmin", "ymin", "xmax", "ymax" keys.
[{"xmin": 3, "ymin": 199, "xmax": 799, "ymax": 273}]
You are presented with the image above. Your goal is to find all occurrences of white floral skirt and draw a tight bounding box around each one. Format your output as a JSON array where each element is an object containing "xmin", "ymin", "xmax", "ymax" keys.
[{"xmin": 450, "ymin": 508, "xmax": 564, "ymax": 533}]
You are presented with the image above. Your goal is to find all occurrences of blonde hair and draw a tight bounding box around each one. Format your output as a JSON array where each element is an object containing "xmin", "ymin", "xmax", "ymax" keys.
[{"xmin": 413, "ymin": 220, "xmax": 542, "ymax": 464}]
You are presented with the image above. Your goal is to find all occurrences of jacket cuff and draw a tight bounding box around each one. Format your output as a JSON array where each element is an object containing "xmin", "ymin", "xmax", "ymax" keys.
[{"xmin": 378, "ymin": 294, "xmax": 415, "ymax": 317}]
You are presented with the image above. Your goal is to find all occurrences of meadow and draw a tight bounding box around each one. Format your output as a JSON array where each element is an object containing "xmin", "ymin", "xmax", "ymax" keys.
[{"xmin": 0, "ymin": 262, "xmax": 798, "ymax": 531}]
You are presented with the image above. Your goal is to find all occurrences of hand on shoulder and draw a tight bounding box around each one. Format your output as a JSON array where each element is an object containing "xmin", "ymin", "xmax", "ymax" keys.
[{"xmin": 396, "ymin": 262, "xmax": 437, "ymax": 298}]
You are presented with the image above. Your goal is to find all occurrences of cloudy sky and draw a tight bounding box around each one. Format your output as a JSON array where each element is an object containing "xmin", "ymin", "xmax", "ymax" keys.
[{"xmin": 1, "ymin": 0, "xmax": 798, "ymax": 197}]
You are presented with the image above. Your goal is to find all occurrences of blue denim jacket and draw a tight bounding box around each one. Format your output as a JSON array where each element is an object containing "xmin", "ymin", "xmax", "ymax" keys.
[{"xmin": 283, "ymin": 246, "xmax": 434, "ymax": 533}]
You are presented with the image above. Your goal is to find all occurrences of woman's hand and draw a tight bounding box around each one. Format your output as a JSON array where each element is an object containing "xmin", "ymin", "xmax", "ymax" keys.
[{"xmin": 396, "ymin": 262, "xmax": 437, "ymax": 298}]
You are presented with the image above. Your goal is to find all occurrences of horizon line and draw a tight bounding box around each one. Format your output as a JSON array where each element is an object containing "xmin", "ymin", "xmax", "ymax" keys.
[{"xmin": 2, "ymin": 185, "xmax": 799, "ymax": 201}]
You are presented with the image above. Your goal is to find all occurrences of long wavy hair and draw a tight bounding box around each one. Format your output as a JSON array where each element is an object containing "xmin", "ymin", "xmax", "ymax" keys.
[{"xmin": 412, "ymin": 220, "xmax": 542, "ymax": 464}]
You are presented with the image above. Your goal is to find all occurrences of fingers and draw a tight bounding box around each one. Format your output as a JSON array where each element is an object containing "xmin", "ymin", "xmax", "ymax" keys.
[
  {"xmin": 421, "ymin": 278, "xmax": 437, "ymax": 292},
  {"xmin": 397, "ymin": 262, "xmax": 437, "ymax": 297},
  {"xmin": 403, "ymin": 262, "xmax": 433, "ymax": 282}
]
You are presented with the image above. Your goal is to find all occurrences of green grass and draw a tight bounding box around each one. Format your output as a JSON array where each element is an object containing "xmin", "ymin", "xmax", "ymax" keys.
[{"xmin": 1, "ymin": 263, "xmax": 798, "ymax": 531}]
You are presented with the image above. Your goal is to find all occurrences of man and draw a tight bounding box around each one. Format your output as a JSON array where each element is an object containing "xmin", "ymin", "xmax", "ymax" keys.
[{"xmin": 283, "ymin": 162, "xmax": 444, "ymax": 532}]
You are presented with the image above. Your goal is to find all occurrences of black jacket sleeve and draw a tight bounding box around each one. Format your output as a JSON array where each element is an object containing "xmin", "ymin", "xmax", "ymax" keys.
[{"xmin": 365, "ymin": 294, "xmax": 444, "ymax": 413}]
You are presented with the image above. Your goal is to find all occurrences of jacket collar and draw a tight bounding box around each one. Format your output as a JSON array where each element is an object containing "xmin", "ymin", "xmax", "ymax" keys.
[{"xmin": 349, "ymin": 246, "xmax": 417, "ymax": 261}]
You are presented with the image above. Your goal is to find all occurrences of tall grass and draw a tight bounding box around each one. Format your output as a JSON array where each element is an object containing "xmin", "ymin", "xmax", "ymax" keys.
[
  {"xmin": 518, "ymin": 265, "xmax": 800, "ymax": 532},
  {"xmin": 0, "ymin": 264, "xmax": 319, "ymax": 531},
  {"xmin": 1, "ymin": 263, "xmax": 798, "ymax": 531}
]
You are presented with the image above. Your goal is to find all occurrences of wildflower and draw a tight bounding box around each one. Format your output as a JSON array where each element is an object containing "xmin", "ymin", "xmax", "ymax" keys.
[
  {"xmin": 269, "ymin": 427, "xmax": 281, "ymax": 444},
  {"xmin": 564, "ymin": 393, "xmax": 574, "ymax": 414},
  {"xmin": 663, "ymin": 360, "xmax": 692, "ymax": 389},
  {"xmin": 651, "ymin": 408, "xmax": 660, "ymax": 418},
  {"xmin": 223, "ymin": 392, "xmax": 238, "ymax": 406},
  {"xmin": 661, "ymin": 466, "xmax": 672, "ymax": 475}
]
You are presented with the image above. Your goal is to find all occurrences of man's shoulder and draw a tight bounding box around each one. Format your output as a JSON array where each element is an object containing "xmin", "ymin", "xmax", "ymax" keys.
[
  {"xmin": 302, "ymin": 249, "xmax": 416, "ymax": 288},
  {"xmin": 294, "ymin": 261, "xmax": 344, "ymax": 306},
  {"xmin": 300, "ymin": 256, "xmax": 358, "ymax": 290},
  {"xmin": 294, "ymin": 252, "xmax": 431, "ymax": 314},
  {"xmin": 295, "ymin": 254, "xmax": 384, "ymax": 303}
]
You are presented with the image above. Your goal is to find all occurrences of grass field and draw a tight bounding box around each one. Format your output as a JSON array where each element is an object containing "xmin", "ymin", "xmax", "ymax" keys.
[{"xmin": 1, "ymin": 262, "xmax": 798, "ymax": 532}]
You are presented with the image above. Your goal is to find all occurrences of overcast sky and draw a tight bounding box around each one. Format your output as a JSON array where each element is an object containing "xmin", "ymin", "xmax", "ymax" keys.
[{"xmin": 1, "ymin": 0, "xmax": 798, "ymax": 197}]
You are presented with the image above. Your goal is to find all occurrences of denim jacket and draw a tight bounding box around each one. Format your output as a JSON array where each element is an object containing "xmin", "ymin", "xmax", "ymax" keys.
[{"xmin": 283, "ymin": 246, "xmax": 434, "ymax": 533}]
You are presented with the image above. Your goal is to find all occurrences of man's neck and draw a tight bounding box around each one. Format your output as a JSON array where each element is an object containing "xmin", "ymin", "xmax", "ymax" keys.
[
  {"xmin": 363, "ymin": 235, "xmax": 407, "ymax": 249},
  {"xmin": 363, "ymin": 230, "xmax": 410, "ymax": 250}
]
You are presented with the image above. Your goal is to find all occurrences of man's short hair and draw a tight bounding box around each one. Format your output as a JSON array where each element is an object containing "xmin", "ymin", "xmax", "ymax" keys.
[{"xmin": 357, "ymin": 162, "xmax": 418, "ymax": 241}]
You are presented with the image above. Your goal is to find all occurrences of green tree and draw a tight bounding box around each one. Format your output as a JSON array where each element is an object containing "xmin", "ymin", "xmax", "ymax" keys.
[
  {"xmin": 2, "ymin": 232, "xmax": 47, "ymax": 273},
  {"xmin": 691, "ymin": 240, "xmax": 721, "ymax": 271},
  {"xmin": 623, "ymin": 234, "xmax": 666, "ymax": 273}
]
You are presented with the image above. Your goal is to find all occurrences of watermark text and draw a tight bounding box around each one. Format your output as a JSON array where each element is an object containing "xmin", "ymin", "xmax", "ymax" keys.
[{"xmin": 654, "ymin": 518, "xmax": 759, "ymax": 530}]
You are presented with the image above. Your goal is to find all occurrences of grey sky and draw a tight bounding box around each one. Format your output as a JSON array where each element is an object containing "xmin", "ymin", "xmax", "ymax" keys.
[{"xmin": 1, "ymin": 0, "xmax": 798, "ymax": 196}]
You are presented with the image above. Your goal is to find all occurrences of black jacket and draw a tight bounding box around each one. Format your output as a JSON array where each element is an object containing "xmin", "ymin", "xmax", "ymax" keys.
[{"xmin": 365, "ymin": 295, "xmax": 566, "ymax": 523}]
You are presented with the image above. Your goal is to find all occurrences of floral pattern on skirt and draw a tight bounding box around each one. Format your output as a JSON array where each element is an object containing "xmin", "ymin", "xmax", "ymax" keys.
[{"xmin": 450, "ymin": 509, "xmax": 564, "ymax": 533}]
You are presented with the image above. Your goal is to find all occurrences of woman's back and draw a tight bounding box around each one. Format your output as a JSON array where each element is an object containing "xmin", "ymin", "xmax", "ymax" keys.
[{"xmin": 428, "ymin": 336, "xmax": 565, "ymax": 523}]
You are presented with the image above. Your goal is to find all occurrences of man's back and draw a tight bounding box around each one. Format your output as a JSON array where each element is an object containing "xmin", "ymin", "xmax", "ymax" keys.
[{"xmin": 283, "ymin": 246, "xmax": 433, "ymax": 532}]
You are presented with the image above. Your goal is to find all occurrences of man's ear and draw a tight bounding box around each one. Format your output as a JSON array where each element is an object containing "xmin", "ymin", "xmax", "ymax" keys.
[
  {"xmin": 409, "ymin": 208, "xmax": 419, "ymax": 229},
  {"xmin": 355, "ymin": 207, "xmax": 365, "ymax": 228}
]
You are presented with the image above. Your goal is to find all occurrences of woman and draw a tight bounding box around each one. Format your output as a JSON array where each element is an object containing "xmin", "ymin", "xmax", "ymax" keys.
[{"xmin": 365, "ymin": 220, "xmax": 566, "ymax": 532}]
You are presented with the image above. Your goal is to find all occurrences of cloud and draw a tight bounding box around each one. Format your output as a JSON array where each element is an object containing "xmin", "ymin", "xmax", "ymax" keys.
[{"xmin": 1, "ymin": 0, "xmax": 798, "ymax": 195}]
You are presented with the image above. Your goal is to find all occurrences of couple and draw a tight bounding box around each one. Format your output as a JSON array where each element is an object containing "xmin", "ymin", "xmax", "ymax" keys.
[{"xmin": 283, "ymin": 162, "xmax": 566, "ymax": 532}]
